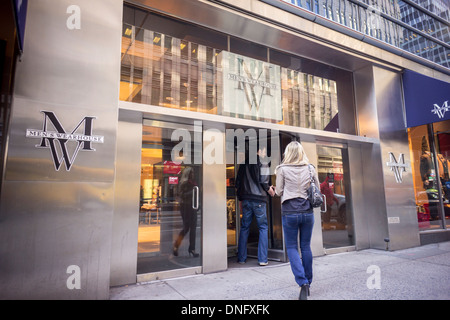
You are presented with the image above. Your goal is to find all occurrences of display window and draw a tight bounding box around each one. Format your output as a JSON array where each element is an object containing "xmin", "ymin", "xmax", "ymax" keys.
[{"xmin": 409, "ymin": 119, "xmax": 450, "ymax": 230}]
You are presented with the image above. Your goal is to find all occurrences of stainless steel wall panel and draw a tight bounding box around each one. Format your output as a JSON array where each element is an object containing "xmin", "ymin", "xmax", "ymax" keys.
[
  {"xmin": 0, "ymin": 0, "xmax": 123, "ymax": 299},
  {"xmin": 13, "ymin": 0, "xmax": 122, "ymax": 108},
  {"xmin": 373, "ymin": 67, "xmax": 420, "ymax": 250},
  {"xmin": 346, "ymin": 145, "xmax": 370, "ymax": 249},
  {"xmin": 361, "ymin": 143, "xmax": 390, "ymax": 249},
  {"xmin": 0, "ymin": 181, "xmax": 114, "ymax": 299},
  {"xmin": 353, "ymin": 65, "xmax": 390, "ymax": 250},
  {"xmin": 202, "ymin": 121, "xmax": 228, "ymax": 273},
  {"xmin": 4, "ymin": 97, "xmax": 116, "ymax": 182},
  {"xmin": 354, "ymin": 65, "xmax": 420, "ymax": 251},
  {"xmin": 110, "ymin": 110, "xmax": 142, "ymax": 287}
]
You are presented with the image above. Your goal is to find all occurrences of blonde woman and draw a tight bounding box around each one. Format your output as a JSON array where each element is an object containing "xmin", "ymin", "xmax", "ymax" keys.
[{"xmin": 274, "ymin": 141, "xmax": 320, "ymax": 300}]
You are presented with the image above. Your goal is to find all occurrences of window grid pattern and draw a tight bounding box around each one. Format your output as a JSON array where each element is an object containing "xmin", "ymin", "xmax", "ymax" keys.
[
  {"xmin": 283, "ymin": 0, "xmax": 450, "ymax": 68},
  {"xmin": 121, "ymin": 24, "xmax": 339, "ymax": 131}
]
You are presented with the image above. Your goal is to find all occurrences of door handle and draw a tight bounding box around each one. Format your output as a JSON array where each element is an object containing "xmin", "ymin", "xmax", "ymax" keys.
[
  {"xmin": 192, "ymin": 186, "xmax": 199, "ymax": 210},
  {"xmin": 320, "ymin": 194, "xmax": 327, "ymax": 213}
]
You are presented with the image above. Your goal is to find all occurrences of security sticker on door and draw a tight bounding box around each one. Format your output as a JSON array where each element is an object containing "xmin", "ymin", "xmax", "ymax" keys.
[{"xmin": 388, "ymin": 217, "xmax": 400, "ymax": 224}]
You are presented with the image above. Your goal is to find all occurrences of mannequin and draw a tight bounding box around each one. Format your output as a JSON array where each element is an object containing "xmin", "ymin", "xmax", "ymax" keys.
[
  {"xmin": 420, "ymin": 136, "xmax": 439, "ymax": 220},
  {"xmin": 437, "ymin": 153, "xmax": 450, "ymax": 202}
]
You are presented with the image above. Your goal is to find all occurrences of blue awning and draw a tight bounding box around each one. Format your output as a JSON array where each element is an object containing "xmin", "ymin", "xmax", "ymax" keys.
[
  {"xmin": 13, "ymin": 0, "xmax": 28, "ymax": 52},
  {"xmin": 403, "ymin": 70, "xmax": 450, "ymax": 128}
]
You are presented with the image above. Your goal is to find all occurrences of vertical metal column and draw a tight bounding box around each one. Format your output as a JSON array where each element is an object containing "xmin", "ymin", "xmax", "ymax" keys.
[
  {"xmin": 202, "ymin": 121, "xmax": 228, "ymax": 273},
  {"xmin": 0, "ymin": 0, "xmax": 123, "ymax": 299},
  {"xmin": 110, "ymin": 110, "xmax": 142, "ymax": 287},
  {"xmin": 427, "ymin": 123, "xmax": 446, "ymax": 228}
]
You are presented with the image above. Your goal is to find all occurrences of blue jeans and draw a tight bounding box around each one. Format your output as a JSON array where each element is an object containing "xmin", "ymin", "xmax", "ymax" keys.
[
  {"xmin": 282, "ymin": 212, "xmax": 314, "ymax": 287},
  {"xmin": 237, "ymin": 200, "xmax": 268, "ymax": 264}
]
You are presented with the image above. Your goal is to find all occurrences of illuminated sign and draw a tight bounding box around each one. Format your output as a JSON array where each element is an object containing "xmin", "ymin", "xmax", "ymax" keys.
[{"xmin": 220, "ymin": 52, "xmax": 282, "ymax": 121}]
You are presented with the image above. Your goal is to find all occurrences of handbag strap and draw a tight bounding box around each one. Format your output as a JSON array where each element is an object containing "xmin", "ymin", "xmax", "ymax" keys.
[{"xmin": 308, "ymin": 164, "xmax": 314, "ymax": 183}]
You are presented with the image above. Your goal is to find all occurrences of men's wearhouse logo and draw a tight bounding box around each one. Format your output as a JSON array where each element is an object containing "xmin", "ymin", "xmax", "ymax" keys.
[
  {"xmin": 227, "ymin": 58, "xmax": 276, "ymax": 113},
  {"xmin": 386, "ymin": 152, "xmax": 407, "ymax": 183},
  {"xmin": 26, "ymin": 111, "xmax": 104, "ymax": 171},
  {"xmin": 431, "ymin": 100, "xmax": 449, "ymax": 119}
]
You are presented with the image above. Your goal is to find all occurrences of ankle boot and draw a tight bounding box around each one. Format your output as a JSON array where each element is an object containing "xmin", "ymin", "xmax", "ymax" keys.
[
  {"xmin": 188, "ymin": 250, "xmax": 199, "ymax": 257},
  {"xmin": 299, "ymin": 284, "xmax": 310, "ymax": 300}
]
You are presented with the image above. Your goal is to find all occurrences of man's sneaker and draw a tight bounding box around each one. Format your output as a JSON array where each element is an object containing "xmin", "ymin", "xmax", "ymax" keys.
[
  {"xmin": 237, "ymin": 260, "xmax": 246, "ymax": 264},
  {"xmin": 259, "ymin": 262, "xmax": 268, "ymax": 266}
]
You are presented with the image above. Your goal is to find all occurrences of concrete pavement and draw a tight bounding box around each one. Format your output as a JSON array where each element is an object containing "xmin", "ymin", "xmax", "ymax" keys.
[{"xmin": 110, "ymin": 241, "xmax": 450, "ymax": 300}]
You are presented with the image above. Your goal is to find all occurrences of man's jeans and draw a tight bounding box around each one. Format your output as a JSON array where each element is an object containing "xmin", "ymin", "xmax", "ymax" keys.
[
  {"xmin": 282, "ymin": 212, "xmax": 314, "ymax": 287},
  {"xmin": 237, "ymin": 200, "xmax": 268, "ymax": 264}
]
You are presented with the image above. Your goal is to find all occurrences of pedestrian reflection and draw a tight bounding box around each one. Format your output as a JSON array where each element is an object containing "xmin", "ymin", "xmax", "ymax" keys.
[{"xmin": 173, "ymin": 166, "xmax": 200, "ymax": 257}]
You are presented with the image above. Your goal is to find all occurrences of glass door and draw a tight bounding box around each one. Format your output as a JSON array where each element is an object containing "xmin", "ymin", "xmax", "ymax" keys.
[
  {"xmin": 138, "ymin": 120, "xmax": 202, "ymax": 274},
  {"xmin": 226, "ymin": 127, "xmax": 285, "ymax": 262},
  {"xmin": 317, "ymin": 145, "xmax": 355, "ymax": 249}
]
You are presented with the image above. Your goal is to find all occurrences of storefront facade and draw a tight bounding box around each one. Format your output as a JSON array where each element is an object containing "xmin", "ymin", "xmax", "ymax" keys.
[
  {"xmin": 0, "ymin": 0, "xmax": 449, "ymax": 299},
  {"xmin": 403, "ymin": 70, "xmax": 450, "ymax": 241}
]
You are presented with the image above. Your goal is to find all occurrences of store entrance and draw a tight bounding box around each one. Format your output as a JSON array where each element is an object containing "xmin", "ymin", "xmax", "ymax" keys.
[
  {"xmin": 137, "ymin": 120, "xmax": 202, "ymax": 275},
  {"xmin": 316, "ymin": 144, "xmax": 355, "ymax": 250},
  {"xmin": 226, "ymin": 127, "xmax": 286, "ymax": 263}
]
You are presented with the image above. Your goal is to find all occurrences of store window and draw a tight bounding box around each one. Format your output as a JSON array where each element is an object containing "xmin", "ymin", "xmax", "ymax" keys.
[
  {"xmin": 120, "ymin": 4, "xmax": 357, "ymax": 135},
  {"xmin": 409, "ymin": 120, "xmax": 450, "ymax": 231},
  {"xmin": 270, "ymin": 49, "xmax": 355, "ymax": 134}
]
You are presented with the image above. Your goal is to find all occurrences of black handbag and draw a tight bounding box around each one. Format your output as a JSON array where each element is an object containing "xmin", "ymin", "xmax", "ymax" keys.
[{"xmin": 307, "ymin": 165, "xmax": 324, "ymax": 208}]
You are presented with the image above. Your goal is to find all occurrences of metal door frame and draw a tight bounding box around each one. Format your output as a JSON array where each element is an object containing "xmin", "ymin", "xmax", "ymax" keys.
[
  {"xmin": 315, "ymin": 141, "xmax": 357, "ymax": 254},
  {"xmin": 137, "ymin": 118, "xmax": 203, "ymax": 282},
  {"xmin": 114, "ymin": 101, "xmax": 379, "ymax": 283}
]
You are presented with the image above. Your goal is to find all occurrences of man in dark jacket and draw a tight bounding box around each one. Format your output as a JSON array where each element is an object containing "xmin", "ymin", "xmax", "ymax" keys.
[{"xmin": 235, "ymin": 147, "xmax": 275, "ymax": 266}]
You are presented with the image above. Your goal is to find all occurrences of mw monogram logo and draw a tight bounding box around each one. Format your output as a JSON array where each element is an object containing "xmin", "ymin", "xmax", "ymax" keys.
[
  {"xmin": 431, "ymin": 100, "xmax": 449, "ymax": 119},
  {"xmin": 26, "ymin": 111, "xmax": 104, "ymax": 171},
  {"xmin": 386, "ymin": 152, "xmax": 407, "ymax": 183},
  {"xmin": 228, "ymin": 58, "xmax": 275, "ymax": 112}
]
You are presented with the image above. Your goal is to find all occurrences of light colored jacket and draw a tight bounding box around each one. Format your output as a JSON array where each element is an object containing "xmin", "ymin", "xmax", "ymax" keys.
[{"xmin": 275, "ymin": 164, "xmax": 320, "ymax": 203}]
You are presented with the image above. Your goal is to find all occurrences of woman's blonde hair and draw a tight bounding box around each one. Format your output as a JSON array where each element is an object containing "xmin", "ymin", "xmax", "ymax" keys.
[{"xmin": 280, "ymin": 141, "xmax": 309, "ymax": 166}]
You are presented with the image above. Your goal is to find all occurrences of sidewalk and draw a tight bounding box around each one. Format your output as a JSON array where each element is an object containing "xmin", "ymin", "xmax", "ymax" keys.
[{"xmin": 110, "ymin": 241, "xmax": 450, "ymax": 300}]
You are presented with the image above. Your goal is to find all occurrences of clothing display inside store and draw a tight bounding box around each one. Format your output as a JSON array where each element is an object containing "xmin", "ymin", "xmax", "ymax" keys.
[{"xmin": 410, "ymin": 120, "xmax": 450, "ymax": 231}]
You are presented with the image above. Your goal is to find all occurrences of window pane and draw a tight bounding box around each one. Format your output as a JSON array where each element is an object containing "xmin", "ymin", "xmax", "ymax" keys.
[
  {"xmin": 120, "ymin": 5, "xmax": 357, "ymax": 135},
  {"xmin": 138, "ymin": 122, "xmax": 202, "ymax": 274},
  {"xmin": 433, "ymin": 120, "xmax": 450, "ymax": 229},
  {"xmin": 409, "ymin": 124, "xmax": 447, "ymax": 230}
]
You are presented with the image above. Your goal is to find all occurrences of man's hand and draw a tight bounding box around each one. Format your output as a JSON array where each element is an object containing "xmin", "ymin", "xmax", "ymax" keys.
[{"xmin": 268, "ymin": 185, "xmax": 275, "ymax": 197}]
